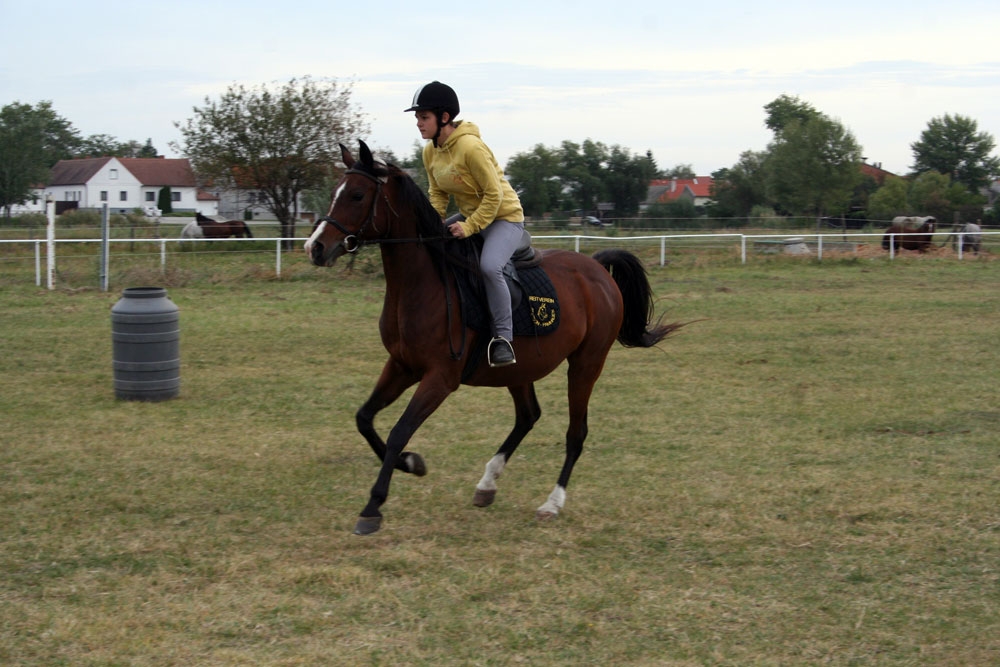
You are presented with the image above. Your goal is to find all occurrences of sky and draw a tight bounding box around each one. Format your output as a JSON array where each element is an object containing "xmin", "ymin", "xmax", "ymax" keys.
[{"xmin": 3, "ymin": 0, "xmax": 999, "ymax": 177}]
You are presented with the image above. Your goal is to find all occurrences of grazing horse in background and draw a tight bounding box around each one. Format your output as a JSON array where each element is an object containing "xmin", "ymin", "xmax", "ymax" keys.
[
  {"xmin": 195, "ymin": 211, "xmax": 254, "ymax": 238},
  {"xmin": 882, "ymin": 216, "xmax": 936, "ymax": 252},
  {"xmin": 305, "ymin": 140, "xmax": 684, "ymax": 535},
  {"xmin": 945, "ymin": 222, "xmax": 982, "ymax": 254}
]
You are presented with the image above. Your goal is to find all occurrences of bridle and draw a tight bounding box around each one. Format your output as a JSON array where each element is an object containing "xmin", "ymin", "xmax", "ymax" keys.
[
  {"xmin": 314, "ymin": 168, "xmax": 390, "ymax": 254},
  {"xmin": 313, "ymin": 164, "xmax": 467, "ymax": 360}
]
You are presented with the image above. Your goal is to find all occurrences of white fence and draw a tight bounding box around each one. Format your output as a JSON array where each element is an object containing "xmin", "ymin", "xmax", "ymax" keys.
[{"xmin": 1, "ymin": 229, "xmax": 995, "ymax": 291}]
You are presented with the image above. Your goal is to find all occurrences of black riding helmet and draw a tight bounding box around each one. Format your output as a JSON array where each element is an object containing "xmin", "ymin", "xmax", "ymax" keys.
[{"xmin": 404, "ymin": 81, "xmax": 460, "ymax": 146}]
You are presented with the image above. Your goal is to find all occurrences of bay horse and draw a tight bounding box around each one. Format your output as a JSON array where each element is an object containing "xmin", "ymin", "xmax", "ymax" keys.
[
  {"xmin": 881, "ymin": 216, "xmax": 936, "ymax": 252},
  {"xmin": 305, "ymin": 141, "xmax": 683, "ymax": 535},
  {"xmin": 195, "ymin": 211, "xmax": 253, "ymax": 238}
]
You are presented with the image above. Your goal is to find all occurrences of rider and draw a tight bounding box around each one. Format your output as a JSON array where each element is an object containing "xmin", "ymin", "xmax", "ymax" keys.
[{"xmin": 405, "ymin": 81, "xmax": 527, "ymax": 367}]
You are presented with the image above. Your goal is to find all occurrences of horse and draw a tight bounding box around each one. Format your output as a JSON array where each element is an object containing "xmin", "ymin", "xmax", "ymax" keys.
[
  {"xmin": 195, "ymin": 211, "xmax": 253, "ymax": 238},
  {"xmin": 944, "ymin": 222, "xmax": 982, "ymax": 254},
  {"xmin": 882, "ymin": 216, "xmax": 936, "ymax": 252},
  {"xmin": 180, "ymin": 220, "xmax": 203, "ymax": 239},
  {"xmin": 305, "ymin": 140, "xmax": 684, "ymax": 535}
]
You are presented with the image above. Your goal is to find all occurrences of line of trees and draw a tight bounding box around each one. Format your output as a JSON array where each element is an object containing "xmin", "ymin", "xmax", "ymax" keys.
[
  {"xmin": 709, "ymin": 96, "xmax": 1000, "ymax": 226},
  {"xmin": 5, "ymin": 84, "xmax": 998, "ymax": 231}
]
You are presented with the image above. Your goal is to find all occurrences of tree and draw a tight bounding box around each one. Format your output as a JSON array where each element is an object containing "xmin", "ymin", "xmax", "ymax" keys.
[
  {"xmin": 659, "ymin": 163, "xmax": 695, "ymax": 179},
  {"xmin": 157, "ymin": 186, "xmax": 173, "ymax": 215},
  {"xmin": 707, "ymin": 150, "xmax": 769, "ymax": 218},
  {"xmin": 557, "ymin": 139, "xmax": 608, "ymax": 213},
  {"xmin": 0, "ymin": 101, "xmax": 79, "ymax": 217},
  {"xmin": 910, "ymin": 114, "xmax": 1000, "ymax": 192},
  {"xmin": 763, "ymin": 94, "xmax": 821, "ymax": 135},
  {"xmin": 603, "ymin": 145, "xmax": 657, "ymax": 216},
  {"xmin": 75, "ymin": 135, "xmax": 160, "ymax": 158},
  {"xmin": 505, "ymin": 144, "xmax": 561, "ymax": 218},
  {"xmin": 866, "ymin": 175, "xmax": 910, "ymax": 222},
  {"xmin": 764, "ymin": 113, "xmax": 863, "ymax": 217},
  {"xmin": 174, "ymin": 77, "xmax": 368, "ymax": 248}
]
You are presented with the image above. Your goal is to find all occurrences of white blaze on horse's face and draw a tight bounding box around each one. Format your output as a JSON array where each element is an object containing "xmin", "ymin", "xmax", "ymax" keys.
[
  {"xmin": 303, "ymin": 181, "xmax": 348, "ymax": 256},
  {"xmin": 304, "ymin": 220, "xmax": 326, "ymax": 256}
]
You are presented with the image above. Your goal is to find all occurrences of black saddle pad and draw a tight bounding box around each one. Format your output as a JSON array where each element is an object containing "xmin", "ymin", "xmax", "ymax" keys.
[{"xmin": 450, "ymin": 242, "xmax": 559, "ymax": 337}]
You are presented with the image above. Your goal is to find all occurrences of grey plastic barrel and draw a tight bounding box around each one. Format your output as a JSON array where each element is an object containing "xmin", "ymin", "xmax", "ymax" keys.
[{"xmin": 111, "ymin": 287, "xmax": 180, "ymax": 401}]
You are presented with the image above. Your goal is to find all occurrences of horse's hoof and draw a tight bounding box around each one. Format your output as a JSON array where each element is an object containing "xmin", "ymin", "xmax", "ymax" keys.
[
  {"xmin": 405, "ymin": 452, "xmax": 427, "ymax": 477},
  {"xmin": 353, "ymin": 516, "xmax": 383, "ymax": 535},
  {"xmin": 472, "ymin": 488, "xmax": 496, "ymax": 507},
  {"xmin": 536, "ymin": 510, "xmax": 558, "ymax": 521}
]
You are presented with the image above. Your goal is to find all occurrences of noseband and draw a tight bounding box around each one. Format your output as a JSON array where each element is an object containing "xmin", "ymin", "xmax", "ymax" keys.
[{"xmin": 316, "ymin": 168, "xmax": 388, "ymax": 254}]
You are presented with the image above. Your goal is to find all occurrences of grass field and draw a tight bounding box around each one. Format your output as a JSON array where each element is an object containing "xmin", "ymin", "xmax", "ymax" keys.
[{"xmin": 2, "ymin": 248, "xmax": 999, "ymax": 665}]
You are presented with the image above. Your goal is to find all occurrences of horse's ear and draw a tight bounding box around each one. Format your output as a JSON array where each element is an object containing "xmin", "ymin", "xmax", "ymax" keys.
[
  {"xmin": 340, "ymin": 143, "xmax": 355, "ymax": 169},
  {"xmin": 358, "ymin": 140, "xmax": 374, "ymax": 169}
]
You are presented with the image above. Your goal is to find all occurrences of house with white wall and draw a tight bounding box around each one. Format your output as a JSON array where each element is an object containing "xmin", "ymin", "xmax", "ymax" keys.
[{"xmin": 44, "ymin": 157, "xmax": 217, "ymax": 215}]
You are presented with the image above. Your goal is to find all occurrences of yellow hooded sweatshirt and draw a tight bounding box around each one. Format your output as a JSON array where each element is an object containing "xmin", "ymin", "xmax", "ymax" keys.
[{"xmin": 423, "ymin": 121, "xmax": 524, "ymax": 236}]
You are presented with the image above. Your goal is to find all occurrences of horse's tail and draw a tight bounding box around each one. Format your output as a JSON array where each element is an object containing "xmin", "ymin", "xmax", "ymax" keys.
[{"xmin": 593, "ymin": 249, "xmax": 685, "ymax": 348}]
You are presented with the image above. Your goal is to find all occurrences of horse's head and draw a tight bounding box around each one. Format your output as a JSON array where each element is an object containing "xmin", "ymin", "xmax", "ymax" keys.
[
  {"xmin": 306, "ymin": 140, "xmax": 448, "ymax": 267},
  {"xmin": 305, "ymin": 140, "xmax": 391, "ymax": 267}
]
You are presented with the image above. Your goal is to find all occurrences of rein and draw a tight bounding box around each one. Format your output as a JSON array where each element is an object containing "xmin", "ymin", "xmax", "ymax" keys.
[
  {"xmin": 316, "ymin": 168, "xmax": 444, "ymax": 253},
  {"xmin": 319, "ymin": 167, "xmax": 466, "ymax": 360}
]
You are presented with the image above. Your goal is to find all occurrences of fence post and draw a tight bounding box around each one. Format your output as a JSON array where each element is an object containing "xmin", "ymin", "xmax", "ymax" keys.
[
  {"xmin": 660, "ymin": 237, "xmax": 666, "ymax": 266},
  {"xmin": 817, "ymin": 235, "xmax": 824, "ymax": 261},
  {"xmin": 276, "ymin": 240, "xmax": 282, "ymax": 277},
  {"xmin": 741, "ymin": 235, "xmax": 747, "ymax": 264},
  {"xmin": 35, "ymin": 240, "xmax": 42, "ymax": 286},
  {"xmin": 46, "ymin": 196, "xmax": 55, "ymax": 290},
  {"xmin": 100, "ymin": 204, "xmax": 110, "ymax": 291}
]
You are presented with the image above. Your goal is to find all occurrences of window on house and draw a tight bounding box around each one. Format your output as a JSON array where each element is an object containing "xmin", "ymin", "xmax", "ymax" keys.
[
  {"xmin": 145, "ymin": 192, "xmax": 155, "ymax": 202},
  {"xmin": 110, "ymin": 169, "xmax": 118, "ymax": 180},
  {"xmin": 171, "ymin": 192, "xmax": 181, "ymax": 202},
  {"xmin": 100, "ymin": 191, "xmax": 108, "ymax": 201},
  {"xmin": 120, "ymin": 191, "xmax": 128, "ymax": 202}
]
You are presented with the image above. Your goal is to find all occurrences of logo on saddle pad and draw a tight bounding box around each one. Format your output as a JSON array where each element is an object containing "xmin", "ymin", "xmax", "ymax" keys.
[{"xmin": 529, "ymin": 295, "xmax": 557, "ymax": 329}]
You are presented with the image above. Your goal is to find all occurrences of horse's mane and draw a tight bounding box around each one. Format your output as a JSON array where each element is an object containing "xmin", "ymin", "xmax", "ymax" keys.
[{"xmin": 351, "ymin": 156, "xmax": 477, "ymax": 274}]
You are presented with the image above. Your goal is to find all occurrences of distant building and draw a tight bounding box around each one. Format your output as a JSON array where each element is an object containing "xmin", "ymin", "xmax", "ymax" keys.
[
  {"xmin": 643, "ymin": 177, "xmax": 715, "ymax": 212},
  {"xmin": 43, "ymin": 157, "xmax": 216, "ymax": 215},
  {"xmin": 860, "ymin": 161, "xmax": 896, "ymax": 186}
]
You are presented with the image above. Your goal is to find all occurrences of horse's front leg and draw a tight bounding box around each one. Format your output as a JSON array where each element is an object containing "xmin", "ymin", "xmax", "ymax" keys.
[
  {"xmin": 355, "ymin": 375, "xmax": 453, "ymax": 535},
  {"xmin": 356, "ymin": 358, "xmax": 425, "ymax": 476}
]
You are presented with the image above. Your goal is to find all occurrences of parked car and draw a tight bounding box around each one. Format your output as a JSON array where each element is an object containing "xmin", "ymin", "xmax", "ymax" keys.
[{"xmin": 583, "ymin": 216, "xmax": 609, "ymax": 227}]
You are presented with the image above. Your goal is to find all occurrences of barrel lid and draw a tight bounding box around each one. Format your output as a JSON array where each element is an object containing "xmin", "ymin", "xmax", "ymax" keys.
[{"xmin": 121, "ymin": 287, "xmax": 168, "ymax": 298}]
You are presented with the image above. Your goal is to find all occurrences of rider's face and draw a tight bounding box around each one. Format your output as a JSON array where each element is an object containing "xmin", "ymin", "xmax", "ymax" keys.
[{"xmin": 415, "ymin": 111, "xmax": 438, "ymax": 140}]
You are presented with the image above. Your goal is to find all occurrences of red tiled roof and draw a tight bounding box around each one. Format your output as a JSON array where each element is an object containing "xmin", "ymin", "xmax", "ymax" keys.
[
  {"xmin": 48, "ymin": 157, "xmax": 112, "ymax": 185},
  {"xmin": 649, "ymin": 177, "xmax": 714, "ymax": 202},
  {"xmin": 118, "ymin": 158, "xmax": 196, "ymax": 187},
  {"xmin": 47, "ymin": 157, "xmax": 196, "ymax": 187},
  {"xmin": 860, "ymin": 162, "xmax": 895, "ymax": 185}
]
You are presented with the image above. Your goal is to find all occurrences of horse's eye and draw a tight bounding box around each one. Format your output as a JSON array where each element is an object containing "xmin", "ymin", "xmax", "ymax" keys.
[{"xmin": 351, "ymin": 190, "xmax": 365, "ymax": 202}]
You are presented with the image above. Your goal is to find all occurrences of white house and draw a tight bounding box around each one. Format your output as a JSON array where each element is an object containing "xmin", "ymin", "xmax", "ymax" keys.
[{"xmin": 44, "ymin": 157, "xmax": 218, "ymax": 216}]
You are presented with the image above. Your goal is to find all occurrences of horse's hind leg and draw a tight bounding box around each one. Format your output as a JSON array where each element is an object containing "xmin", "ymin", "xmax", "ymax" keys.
[
  {"xmin": 537, "ymin": 354, "xmax": 607, "ymax": 520},
  {"xmin": 357, "ymin": 358, "xmax": 425, "ymax": 476},
  {"xmin": 473, "ymin": 383, "xmax": 541, "ymax": 507}
]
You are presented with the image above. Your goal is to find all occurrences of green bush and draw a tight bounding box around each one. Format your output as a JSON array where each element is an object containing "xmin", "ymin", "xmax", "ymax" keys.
[
  {"xmin": 6, "ymin": 212, "xmax": 48, "ymax": 228},
  {"xmin": 58, "ymin": 209, "xmax": 101, "ymax": 227}
]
